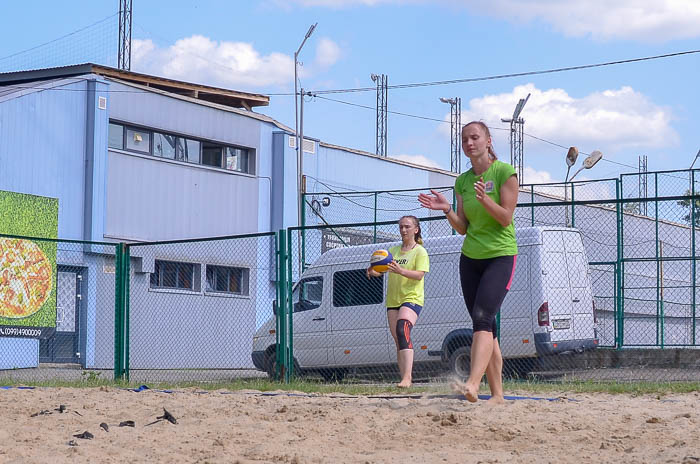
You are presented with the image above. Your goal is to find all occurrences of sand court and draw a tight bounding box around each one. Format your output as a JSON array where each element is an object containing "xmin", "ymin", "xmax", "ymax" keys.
[{"xmin": 1, "ymin": 386, "xmax": 699, "ymax": 463}]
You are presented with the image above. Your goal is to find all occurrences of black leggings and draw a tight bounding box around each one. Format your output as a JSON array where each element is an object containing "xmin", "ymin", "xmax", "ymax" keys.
[{"xmin": 459, "ymin": 254, "xmax": 517, "ymax": 338}]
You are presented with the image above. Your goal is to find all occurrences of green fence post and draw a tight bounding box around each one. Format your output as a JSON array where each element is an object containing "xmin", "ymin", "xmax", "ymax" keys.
[
  {"xmin": 113, "ymin": 243, "xmax": 123, "ymax": 380},
  {"xmin": 615, "ymin": 178, "xmax": 624, "ymax": 349},
  {"xmin": 301, "ymin": 196, "xmax": 307, "ymax": 271},
  {"xmin": 654, "ymin": 173, "xmax": 662, "ymax": 347},
  {"xmin": 286, "ymin": 228, "xmax": 294, "ymax": 381},
  {"xmin": 123, "ymin": 245, "xmax": 131, "ymax": 381},
  {"xmin": 571, "ymin": 183, "xmax": 575, "ymax": 228},
  {"xmin": 276, "ymin": 230, "xmax": 288, "ymax": 382},
  {"xmin": 373, "ymin": 192, "xmax": 378, "ymax": 243},
  {"xmin": 692, "ymin": 170, "xmax": 697, "ymax": 345},
  {"xmin": 530, "ymin": 185, "xmax": 535, "ymax": 226}
]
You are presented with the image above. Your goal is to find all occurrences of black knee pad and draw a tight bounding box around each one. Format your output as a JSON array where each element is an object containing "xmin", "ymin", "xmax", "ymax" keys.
[{"xmin": 396, "ymin": 319, "xmax": 414, "ymax": 350}]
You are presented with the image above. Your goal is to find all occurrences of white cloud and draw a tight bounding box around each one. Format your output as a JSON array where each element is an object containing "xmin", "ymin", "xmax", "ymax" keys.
[
  {"xmin": 522, "ymin": 166, "xmax": 557, "ymax": 185},
  {"xmin": 131, "ymin": 35, "xmax": 341, "ymax": 90},
  {"xmin": 281, "ymin": 0, "xmax": 700, "ymax": 42},
  {"xmin": 391, "ymin": 154, "xmax": 443, "ymax": 169},
  {"xmin": 450, "ymin": 83, "xmax": 677, "ymax": 156}
]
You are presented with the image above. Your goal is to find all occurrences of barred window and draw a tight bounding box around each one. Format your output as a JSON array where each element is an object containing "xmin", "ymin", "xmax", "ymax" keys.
[
  {"xmin": 206, "ymin": 265, "xmax": 249, "ymax": 295},
  {"xmin": 150, "ymin": 260, "xmax": 197, "ymax": 291}
]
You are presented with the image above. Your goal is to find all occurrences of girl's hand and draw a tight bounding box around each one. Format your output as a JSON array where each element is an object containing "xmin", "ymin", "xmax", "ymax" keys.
[
  {"xmin": 474, "ymin": 177, "xmax": 487, "ymax": 203},
  {"xmin": 418, "ymin": 189, "xmax": 451, "ymax": 213},
  {"xmin": 366, "ymin": 267, "xmax": 381, "ymax": 279},
  {"xmin": 387, "ymin": 261, "xmax": 403, "ymax": 276}
]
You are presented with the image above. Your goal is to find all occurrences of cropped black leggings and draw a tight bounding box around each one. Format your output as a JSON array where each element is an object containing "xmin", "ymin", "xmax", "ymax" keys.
[{"xmin": 459, "ymin": 254, "xmax": 517, "ymax": 338}]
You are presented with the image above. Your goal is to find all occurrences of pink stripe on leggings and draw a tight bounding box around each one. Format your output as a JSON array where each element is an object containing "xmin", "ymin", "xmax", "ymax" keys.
[{"xmin": 505, "ymin": 255, "xmax": 517, "ymax": 290}]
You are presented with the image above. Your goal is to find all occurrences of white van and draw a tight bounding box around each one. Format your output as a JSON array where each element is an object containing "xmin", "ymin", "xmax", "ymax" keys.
[{"xmin": 252, "ymin": 226, "xmax": 598, "ymax": 380}]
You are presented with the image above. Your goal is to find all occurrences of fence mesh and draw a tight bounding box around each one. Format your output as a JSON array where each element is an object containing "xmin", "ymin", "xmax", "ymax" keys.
[
  {"xmin": 0, "ymin": 235, "xmax": 118, "ymax": 383},
  {"xmin": 126, "ymin": 233, "xmax": 276, "ymax": 384},
  {"xmin": 2, "ymin": 170, "xmax": 699, "ymax": 387}
]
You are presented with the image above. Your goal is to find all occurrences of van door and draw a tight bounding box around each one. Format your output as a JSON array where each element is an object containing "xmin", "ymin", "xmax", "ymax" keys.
[
  {"xmin": 291, "ymin": 276, "xmax": 329, "ymax": 367},
  {"xmin": 499, "ymin": 250, "xmax": 535, "ymax": 357},
  {"xmin": 542, "ymin": 231, "xmax": 577, "ymax": 341},
  {"xmin": 329, "ymin": 268, "xmax": 390, "ymax": 366},
  {"xmin": 563, "ymin": 230, "xmax": 596, "ymax": 340}
]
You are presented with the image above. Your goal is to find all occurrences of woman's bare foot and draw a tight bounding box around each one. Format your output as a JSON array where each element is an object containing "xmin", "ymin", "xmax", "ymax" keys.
[
  {"xmin": 463, "ymin": 383, "xmax": 479, "ymax": 403},
  {"xmin": 486, "ymin": 395, "xmax": 505, "ymax": 405},
  {"xmin": 397, "ymin": 379, "xmax": 412, "ymax": 388}
]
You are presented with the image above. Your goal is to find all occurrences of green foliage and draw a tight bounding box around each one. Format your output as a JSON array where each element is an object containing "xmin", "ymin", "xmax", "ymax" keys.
[{"xmin": 677, "ymin": 189, "xmax": 700, "ymax": 226}]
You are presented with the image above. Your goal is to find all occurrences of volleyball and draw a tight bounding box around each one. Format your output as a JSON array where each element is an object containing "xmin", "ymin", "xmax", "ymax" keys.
[{"xmin": 370, "ymin": 249, "xmax": 393, "ymax": 273}]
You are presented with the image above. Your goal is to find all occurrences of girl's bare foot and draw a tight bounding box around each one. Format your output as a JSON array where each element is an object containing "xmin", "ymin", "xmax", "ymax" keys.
[
  {"xmin": 397, "ymin": 379, "xmax": 412, "ymax": 388},
  {"xmin": 486, "ymin": 395, "xmax": 505, "ymax": 405},
  {"xmin": 463, "ymin": 383, "xmax": 479, "ymax": 403}
]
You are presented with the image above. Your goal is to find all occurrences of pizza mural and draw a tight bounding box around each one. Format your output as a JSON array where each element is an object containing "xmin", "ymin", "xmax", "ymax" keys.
[
  {"xmin": 0, "ymin": 190, "xmax": 59, "ymax": 339},
  {"xmin": 0, "ymin": 238, "xmax": 53, "ymax": 318}
]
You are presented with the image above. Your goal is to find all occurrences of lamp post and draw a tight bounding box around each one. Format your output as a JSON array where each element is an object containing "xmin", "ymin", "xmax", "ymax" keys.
[
  {"xmin": 564, "ymin": 149, "xmax": 603, "ymax": 226},
  {"xmin": 295, "ymin": 23, "xmax": 317, "ymax": 227}
]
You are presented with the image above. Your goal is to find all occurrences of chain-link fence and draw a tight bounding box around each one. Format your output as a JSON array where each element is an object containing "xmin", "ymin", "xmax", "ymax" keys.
[
  {"xmin": 2, "ymin": 169, "xmax": 699, "ymax": 386},
  {"xmin": 125, "ymin": 233, "xmax": 276, "ymax": 384},
  {"xmin": 0, "ymin": 234, "xmax": 118, "ymax": 383}
]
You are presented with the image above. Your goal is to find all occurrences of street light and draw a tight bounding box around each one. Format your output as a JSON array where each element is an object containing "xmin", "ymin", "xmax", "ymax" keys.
[
  {"xmin": 564, "ymin": 149, "xmax": 603, "ymax": 226},
  {"xmin": 294, "ymin": 23, "xmax": 317, "ymax": 228}
]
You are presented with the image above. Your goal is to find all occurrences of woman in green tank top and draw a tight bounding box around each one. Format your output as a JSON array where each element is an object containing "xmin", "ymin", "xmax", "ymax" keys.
[{"xmin": 419, "ymin": 121, "xmax": 518, "ymax": 404}]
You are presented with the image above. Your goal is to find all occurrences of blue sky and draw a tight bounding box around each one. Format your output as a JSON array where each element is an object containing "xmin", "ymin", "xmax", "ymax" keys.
[{"xmin": 2, "ymin": 0, "xmax": 699, "ymax": 186}]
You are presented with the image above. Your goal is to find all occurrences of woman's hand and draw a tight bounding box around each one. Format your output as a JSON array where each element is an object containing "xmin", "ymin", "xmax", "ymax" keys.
[
  {"xmin": 418, "ymin": 189, "xmax": 451, "ymax": 213},
  {"xmin": 366, "ymin": 267, "xmax": 381, "ymax": 279},
  {"xmin": 387, "ymin": 261, "xmax": 403, "ymax": 276},
  {"xmin": 474, "ymin": 177, "xmax": 487, "ymax": 202}
]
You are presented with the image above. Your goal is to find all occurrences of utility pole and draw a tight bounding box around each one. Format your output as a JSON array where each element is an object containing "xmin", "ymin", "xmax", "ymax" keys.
[
  {"xmin": 118, "ymin": 0, "xmax": 133, "ymax": 70},
  {"xmin": 371, "ymin": 73, "xmax": 388, "ymax": 157},
  {"xmin": 501, "ymin": 93, "xmax": 530, "ymax": 182},
  {"xmin": 439, "ymin": 97, "xmax": 462, "ymax": 173}
]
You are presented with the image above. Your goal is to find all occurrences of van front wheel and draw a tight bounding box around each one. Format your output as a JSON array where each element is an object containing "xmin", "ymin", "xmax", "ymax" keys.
[{"xmin": 448, "ymin": 346, "xmax": 471, "ymax": 380}]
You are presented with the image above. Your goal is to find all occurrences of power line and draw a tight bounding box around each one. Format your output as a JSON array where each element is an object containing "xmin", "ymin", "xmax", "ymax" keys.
[{"xmin": 267, "ymin": 48, "xmax": 700, "ymax": 96}]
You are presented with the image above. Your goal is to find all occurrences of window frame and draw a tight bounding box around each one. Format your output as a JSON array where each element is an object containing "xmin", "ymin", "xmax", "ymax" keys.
[
  {"xmin": 293, "ymin": 276, "xmax": 324, "ymax": 313},
  {"xmin": 108, "ymin": 120, "xmax": 255, "ymax": 174},
  {"xmin": 332, "ymin": 269, "xmax": 384, "ymax": 307},
  {"xmin": 205, "ymin": 264, "xmax": 250, "ymax": 296},
  {"xmin": 150, "ymin": 259, "xmax": 200, "ymax": 292}
]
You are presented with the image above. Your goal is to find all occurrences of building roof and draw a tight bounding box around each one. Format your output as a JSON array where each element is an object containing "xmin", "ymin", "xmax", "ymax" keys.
[{"xmin": 0, "ymin": 63, "xmax": 269, "ymax": 110}]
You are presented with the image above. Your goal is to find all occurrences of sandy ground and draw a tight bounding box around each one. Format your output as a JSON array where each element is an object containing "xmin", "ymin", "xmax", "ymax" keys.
[{"xmin": 1, "ymin": 386, "xmax": 699, "ymax": 464}]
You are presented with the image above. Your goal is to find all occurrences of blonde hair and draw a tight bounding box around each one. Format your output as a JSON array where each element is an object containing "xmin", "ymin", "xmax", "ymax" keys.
[
  {"xmin": 400, "ymin": 215, "xmax": 423, "ymax": 245},
  {"xmin": 464, "ymin": 121, "xmax": 497, "ymax": 160}
]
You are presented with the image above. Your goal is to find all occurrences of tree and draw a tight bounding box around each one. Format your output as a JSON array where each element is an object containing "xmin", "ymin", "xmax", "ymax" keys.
[{"xmin": 677, "ymin": 189, "xmax": 700, "ymax": 226}]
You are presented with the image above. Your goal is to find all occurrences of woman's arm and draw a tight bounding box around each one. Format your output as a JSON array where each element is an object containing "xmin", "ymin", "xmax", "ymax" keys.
[
  {"xmin": 474, "ymin": 175, "xmax": 518, "ymax": 227},
  {"xmin": 445, "ymin": 194, "xmax": 468, "ymax": 235}
]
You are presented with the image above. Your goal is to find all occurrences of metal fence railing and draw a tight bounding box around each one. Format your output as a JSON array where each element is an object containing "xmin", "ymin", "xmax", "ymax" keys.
[{"xmin": 2, "ymin": 169, "xmax": 699, "ymax": 386}]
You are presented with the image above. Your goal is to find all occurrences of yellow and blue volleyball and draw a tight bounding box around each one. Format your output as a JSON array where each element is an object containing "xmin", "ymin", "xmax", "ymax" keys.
[{"xmin": 370, "ymin": 249, "xmax": 393, "ymax": 273}]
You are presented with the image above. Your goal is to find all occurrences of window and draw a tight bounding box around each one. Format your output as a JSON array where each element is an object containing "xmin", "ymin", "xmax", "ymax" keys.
[
  {"xmin": 176, "ymin": 138, "xmax": 200, "ymax": 163},
  {"xmin": 150, "ymin": 260, "xmax": 197, "ymax": 290},
  {"xmin": 126, "ymin": 127, "xmax": 150, "ymax": 153},
  {"xmin": 108, "ymin": 123, "xmax": 124, "ymax": 149},
  {"xmin": 202, "ymin": 144, "xmax": 223, "ymax": 168},
  {"xmin": 206, "ymin": 265, "xmax": 249, "ymax": 295},
  {"xmin": 226, "ymin": 147, "xmax": 250, "ymax": 173},
  {"xmin": 153, "ymin": 132, "xmax": 177, "ymax": 159},
  {"xmin": 293, "ymin": 277, "xmax": 323, "ymax": 313},
  {"xmin": 333, "ymin": 269, "xmax": 383, "ymax": 307},
  {"xmin": 109, "ymin": 120, "xmax": 253, "ymax": 173}
]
